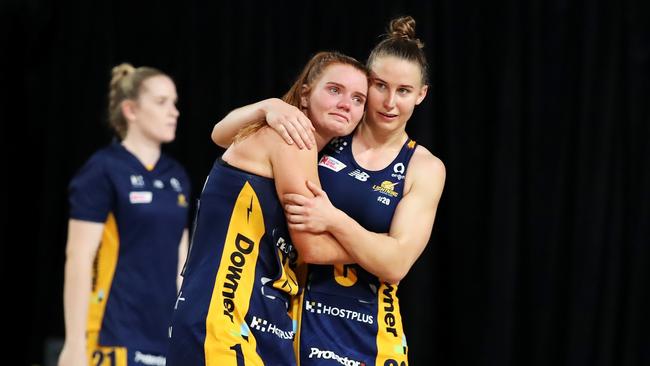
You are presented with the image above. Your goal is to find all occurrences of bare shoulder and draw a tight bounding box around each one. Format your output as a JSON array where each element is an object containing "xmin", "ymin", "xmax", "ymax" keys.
[
  {"xmin": 411, "ymin": 145, "xmax": 446, "ymax": 180},
  {"xmin": 265, "ymin": 126, "xmax": 317, "ymax": 162},
  {"xmin": 400, "ymin": 145, "xmax": 446, "ymax": 199}
]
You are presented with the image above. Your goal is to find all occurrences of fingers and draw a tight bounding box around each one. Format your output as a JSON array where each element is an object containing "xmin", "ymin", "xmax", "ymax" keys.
[
  {"xmin": 288, "ymin": 223, "xmax": 307, "ymax": 232},
  {"xmin": 285, "ymin": 213, "xmax": 305, "ymax": 224},
  {"xmin": 283, "ymin": 193, "xmax": 309, "ymax": 205},
  {"xmin": 298, "ymin": 114, "xmax": 316, "ymax": 148},
  {"xmin": 277, "ymin": 125, "xmax": 294, "ymax": 146},
  {"xmin": 285, "ymin": 117, "xmax": 314, "ymax": 150},
  {"xmin": 284, "ymin": 203, "xmax": 306, "ymax": 215},
  {"xmin": 305, "ymin": 180, "xmax": 326, "ymax": 197}
]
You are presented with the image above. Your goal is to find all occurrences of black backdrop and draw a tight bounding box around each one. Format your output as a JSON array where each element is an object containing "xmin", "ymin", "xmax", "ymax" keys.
[{"xmin": 9, "ymin": 0, "xmax": 650, "ymax": 365}]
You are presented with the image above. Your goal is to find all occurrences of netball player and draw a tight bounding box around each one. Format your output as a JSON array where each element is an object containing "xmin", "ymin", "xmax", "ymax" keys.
[
  {"xmin": 58, "ymin": 63, "xmax": 190, "ymax": 366},
  {"xmin": 212, "ymin": 16, "xmax": 445, "ymax": 366},
  {"xmin": 166, "ymin": 52, "xmax": 369, "ymax": 366}
]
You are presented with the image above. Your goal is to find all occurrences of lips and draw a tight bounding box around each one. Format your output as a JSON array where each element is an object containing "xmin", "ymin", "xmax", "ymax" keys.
[
  {"xmin": 329, "ymin": 112, "xmax": 349, "ymax": 122},
  {"xmin": 378, "ymin": 111, "xmax": 398, "ymax": 119}
]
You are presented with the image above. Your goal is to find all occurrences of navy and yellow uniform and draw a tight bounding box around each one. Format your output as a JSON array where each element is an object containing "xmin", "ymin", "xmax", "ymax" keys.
[
  {"xmin": 68, "ymin": 142, "xmax": 190, "ymax": 365},
  {"xmin": 298, "ymin": 134, "xmax": 416, "ymax": 366},
  {"xmin": 167, "ymin": 158, "xmax": 299, "ymax": 366}
]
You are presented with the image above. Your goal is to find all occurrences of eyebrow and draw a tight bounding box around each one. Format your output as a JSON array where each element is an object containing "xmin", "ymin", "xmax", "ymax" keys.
[
  {"xmin": 372, "ymin": 77, "xmax": 415, "ymax": 90},
  {"xmin": 326, "ymin": 81, "xmax": 367, "ymax": 99}
]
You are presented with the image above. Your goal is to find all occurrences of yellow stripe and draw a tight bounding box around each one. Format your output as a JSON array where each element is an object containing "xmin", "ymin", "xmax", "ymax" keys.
[
  {"xmin": 375, "ymin": 283, "xmax": 409, "ymax": 365},
  {"xmin": 87, "ymin": 213, "xmax": 120, "ymax": 333},
  {"xmin": 86, "ymin": 330, "xmax": 128, "ymax": 366},
  {"xmin": 271, "ymin": 249, "xmax": 299, "ymax": 296},
  {"xmin": 290, "ymin": 262, "xmax": 309, "ymax": 364},
  {"xmin": 205, "ymin": 182, "xmax": 266, "ymax": 366}
]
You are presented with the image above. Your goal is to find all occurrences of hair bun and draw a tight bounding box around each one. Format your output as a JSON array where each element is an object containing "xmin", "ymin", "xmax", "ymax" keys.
[
  {"xmin": 110, "ymin": 63, "xmax": 136, "ymax": 88},
  {"xmin": 388, "ymin": 16, "xmax": 424, "ymax": 49}
]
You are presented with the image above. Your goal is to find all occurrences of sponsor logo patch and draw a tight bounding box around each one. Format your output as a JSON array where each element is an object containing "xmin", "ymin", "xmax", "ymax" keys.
[
  {"xmin": 129, "ymin": 191, "xmax": 152, "ymax": 204},
  {"xmin": 305, "ymin": 300, "xmax": 374, "ymax": 324},
  {"xmin": 372, "ymin": 181, "xmax": 399, "ymax": 197},
  {"xmin": 307, "ymin": 347, "xmax": 364, "ymax": 366},
  {"xmin": 319, "ymin": 155, "xmax": 347, "ymax": 172}
]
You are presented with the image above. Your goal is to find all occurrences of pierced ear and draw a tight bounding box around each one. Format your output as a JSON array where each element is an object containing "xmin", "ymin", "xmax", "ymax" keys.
[
  {"xmin": 121, "ymin": 100, "xmax": 137, "ymax": 122},
  {"xmin": 415, "ymin": 84, "xmax": 429, "ymax": 105}
]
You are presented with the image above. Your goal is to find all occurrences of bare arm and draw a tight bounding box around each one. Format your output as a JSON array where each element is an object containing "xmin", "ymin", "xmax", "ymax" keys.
[
  {"xmin": 211, "ymin": 98, "xmax": 315, "ymax": 149},
  {"xmin": 177, "ymin": 228, "xmax": 189, "ymax": 292},
  {"xmin": 270, "ymin": 135, "xmax": 354, "ymax": 264},
  {"xmin": 285, "ymin": 150, "xmax": 446, "ymax": 283},
  {"xmin": 57, "ymin": 219, "xmax": 104, "ymax": 366}
]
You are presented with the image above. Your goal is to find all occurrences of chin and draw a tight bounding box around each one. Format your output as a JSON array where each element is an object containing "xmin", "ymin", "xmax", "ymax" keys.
[{"xmin": 161, "ymin": 134, "xmax": 176, "ymax": 143}]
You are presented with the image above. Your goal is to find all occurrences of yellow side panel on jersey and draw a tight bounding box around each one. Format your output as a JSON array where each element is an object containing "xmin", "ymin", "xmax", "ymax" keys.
[
  {"xmin": 290, "ymin": 262, "xmax": 308, "ymax": 363},
  {"xmin": 271, "ymin": 248, "xmax": 299, "ymax": 296},
  {"xmin": 205, "ymin": 182, "xmax": 266, "ymax": 366},
  {"xmin": 376, "ymin": 283, "xmax": 409, "ymax": 366},
  {"xmin": 87, "ymin": 213, "xmax": 120, "ymax": 333},
  {"xmin": 86, "ymin": 330, "xmax": 127, "ymax": 366}
]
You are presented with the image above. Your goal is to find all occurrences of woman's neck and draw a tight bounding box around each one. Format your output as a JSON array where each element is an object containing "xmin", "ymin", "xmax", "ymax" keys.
[
  {"xmin": 315, "ymin": 132, "xmax": 333, "ymax": 151},
  {"xmin": 355, "ymin": 123, "xmax": 408, "ymax": 150},
  {"xmin": 121, "ymin": 134, "xmax": 161, "ymax": 169}
]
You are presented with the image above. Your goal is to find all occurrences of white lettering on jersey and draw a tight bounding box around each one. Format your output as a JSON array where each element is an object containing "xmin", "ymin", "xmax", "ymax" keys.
[
  {"xmin": 307, "ymin": 347, "xmax": 363, "ymax": 366},
  {"xmin": 133, "ymin": 351, "xmax": 166, "ymax": 366},
  {"xmin": 377, "ymin": 196, "xmax": 391, "ymax": 205}
]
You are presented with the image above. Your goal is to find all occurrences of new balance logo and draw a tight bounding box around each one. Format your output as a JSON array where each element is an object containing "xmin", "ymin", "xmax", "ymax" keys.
[{"xmin": 349, "ymin": 169, "xmax": 370, "ymax": 181}]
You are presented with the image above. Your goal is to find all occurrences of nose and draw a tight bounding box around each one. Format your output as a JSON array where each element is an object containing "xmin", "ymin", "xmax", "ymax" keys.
[
  {"xmin": 383, "ymin": 90, "xmax": 396, "ymax": 110},
  {"xmin": 337, "ymin": 98, "xmax": 351, "ymax": 112},
  {"xmin": 170, "ymin": 104, "xmax": 180, "ymax": 118}
]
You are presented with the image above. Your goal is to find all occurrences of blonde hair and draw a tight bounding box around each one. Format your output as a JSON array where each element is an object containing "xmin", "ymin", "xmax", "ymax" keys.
[
  {"xmin": 234, "ymin": 51, "xmax": 369, "ymax": 142},
  {"xmin": 108, "ymin": 63, "xmax": 168, "ymax": 139}
]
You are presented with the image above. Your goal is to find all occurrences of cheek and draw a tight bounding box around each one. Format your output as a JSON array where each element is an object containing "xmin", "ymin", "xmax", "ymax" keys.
[
  {"xmin": 398, "ymin": 98, "xmax": 416, "ymax": 113},
  {"xmin": 352, "ymin": 106, "xmax": 365, "ymax": 122},
  {"xmin": 366, "ymin": 93, "xmax": 382, "ymax": 109}
]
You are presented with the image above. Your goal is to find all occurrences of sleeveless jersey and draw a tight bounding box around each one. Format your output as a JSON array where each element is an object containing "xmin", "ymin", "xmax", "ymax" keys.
[
  {"xmin": 298, "ymin": 133, "xmax": 417, "ymax": 366},
  {"xmin": 167, "ymin": 158, "xmax": 299, "ymax": 366},
  {"xmin": 68, "ymin": 142, "xmax": 190, "ymax": 357}
]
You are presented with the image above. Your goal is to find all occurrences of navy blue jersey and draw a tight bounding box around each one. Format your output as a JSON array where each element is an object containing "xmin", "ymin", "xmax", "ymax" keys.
[
  {"xmin": 297, "ymin": 133, "xmax": 416, "ymax": 366},
  {"xmin": 167, "ymin": 158, "xmax": 299, "ymax": 366},
  {"xmin": 68, "ymin": 142, "xmax": 190, "ymax": 354}
]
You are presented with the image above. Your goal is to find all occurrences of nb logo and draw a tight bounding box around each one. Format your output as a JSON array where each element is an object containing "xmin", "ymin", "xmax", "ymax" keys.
[{"xmin": 349, "ymin": 169, "xmax": 370, "ymax": 182}]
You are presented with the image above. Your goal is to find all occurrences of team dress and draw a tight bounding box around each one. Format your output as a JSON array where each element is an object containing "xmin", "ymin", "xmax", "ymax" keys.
[
  {"xmin": 167, "ymin": 158, "xmax": 299, "ymax": 366},
  {"xmin": 297, "ymin": 134, "xmax": 417, "ymax": 366},
  {"xmin": 68, "ymin": 142, "xmax": 190, "ymax": 366}
]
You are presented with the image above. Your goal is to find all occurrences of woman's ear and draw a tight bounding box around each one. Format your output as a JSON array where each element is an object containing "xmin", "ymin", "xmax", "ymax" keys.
[
  {"xmin": 300, "ymin": 84, "xmax": 309, "ymax": 108},
  {"xmin": 121, "ymin": 99, "xmax": 137, "ymax": 122},
  {"xmin": 415, "ymin": 84, "xmax": 429, "ymax": 105}
]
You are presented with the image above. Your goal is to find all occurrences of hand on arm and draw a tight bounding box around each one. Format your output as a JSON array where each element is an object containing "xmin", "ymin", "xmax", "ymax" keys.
[
  {"xmin": 211, "ymin": 98, "xmax": 315, "ymax": 149},
  {"xmin": 285, "ymin": 154, "xmax": 446, "ymax": 284},
  {"xmin": 271, "ymin": 140, "xmax": 353, "ymax": 265},
  {"xmin": 58, "ymin": 219, "xmax": 105, "ymax": 366}
]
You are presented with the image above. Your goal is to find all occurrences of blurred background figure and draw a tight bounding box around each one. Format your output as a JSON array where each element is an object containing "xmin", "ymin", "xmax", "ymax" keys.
[{"xmin": 57, "ymin": 63, "xmax": 191, "ymax": 366}]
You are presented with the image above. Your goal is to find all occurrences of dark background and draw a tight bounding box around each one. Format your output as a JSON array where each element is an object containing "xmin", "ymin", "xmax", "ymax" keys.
[{"xmin": 7, "ymin": 0, "xmax": 649, "ymax": 365}]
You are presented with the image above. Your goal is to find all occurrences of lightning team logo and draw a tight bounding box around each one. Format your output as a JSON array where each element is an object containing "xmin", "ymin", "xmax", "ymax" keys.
[{"xmin": 372, "ymin": 181, "xmax": 400, "ymax": 197}]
